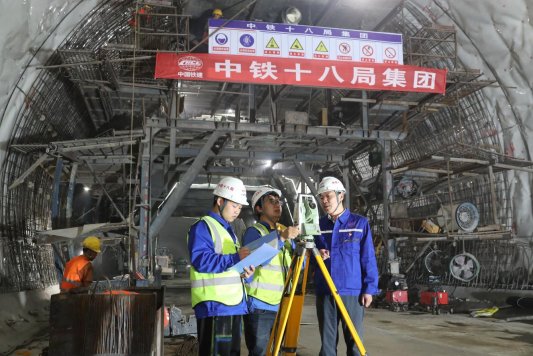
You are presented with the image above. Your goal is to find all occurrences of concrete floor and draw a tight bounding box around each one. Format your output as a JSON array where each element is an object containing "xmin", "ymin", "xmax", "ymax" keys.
[
  {"xmin": 164, "ymin": 277, "xmax": 533, "ymax": 356},
  {"xmin": 6, "ymin": 277, "xmax": 533, "ymax": 355}
]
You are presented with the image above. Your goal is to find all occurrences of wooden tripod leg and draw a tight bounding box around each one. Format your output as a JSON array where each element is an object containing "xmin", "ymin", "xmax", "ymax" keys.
[
  {"xmin": 311, "ymin": 247, "xmax": 367, "ymax": 356},
  {"xmin": 266, "ymin": 249, "xmax": 307, "ymax": 356}
]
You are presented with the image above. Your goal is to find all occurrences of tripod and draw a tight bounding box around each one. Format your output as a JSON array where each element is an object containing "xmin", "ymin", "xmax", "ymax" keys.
[{"xmin": 266, "ymin": 238, "xmax": 367, "ymax": 356}]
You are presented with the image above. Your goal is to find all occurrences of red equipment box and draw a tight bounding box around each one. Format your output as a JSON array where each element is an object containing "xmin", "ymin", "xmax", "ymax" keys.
[
  {"xmin": 386, "ymin": 290, "xmax": 408, "ymax": 304},
  {"xmin": 420, "ymin": 290, "xmax": 448, "ymax": 305}
]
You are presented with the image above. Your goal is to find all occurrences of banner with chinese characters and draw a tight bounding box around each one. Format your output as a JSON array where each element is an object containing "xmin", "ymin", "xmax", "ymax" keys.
[
  {"xmin": 208, "ymin": 19, "xmax": 403, "ymax": 64},
  {"xmin": 155, "ymin": 53, "xmax": 446, "ymax": 94}
]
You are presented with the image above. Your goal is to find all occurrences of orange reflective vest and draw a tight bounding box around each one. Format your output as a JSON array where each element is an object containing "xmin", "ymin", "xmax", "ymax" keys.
[{"xmin": 60, "ymin": 255, "xmax": 92, "ymax": 291}]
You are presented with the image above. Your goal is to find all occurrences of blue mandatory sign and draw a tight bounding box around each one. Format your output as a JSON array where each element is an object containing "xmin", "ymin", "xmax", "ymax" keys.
[
  {"xmin": 239, "ymin": 34, "xmax": 254, "ymax": 47},
  {"xmin": 215, "ymin": 33, "xmax": 229, "ymax": 45}
]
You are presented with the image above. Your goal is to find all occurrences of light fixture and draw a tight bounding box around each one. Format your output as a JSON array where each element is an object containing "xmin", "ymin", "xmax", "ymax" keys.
[
  {"xmin": 83, "ymin": 186, "xmax": 91, "ymax": 192},
  {"xmin": 282, "ymin": 7, "xmax": 302, "ymax": 24}
]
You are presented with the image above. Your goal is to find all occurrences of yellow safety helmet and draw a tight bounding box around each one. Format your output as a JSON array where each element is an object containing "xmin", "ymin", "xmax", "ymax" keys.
[
  {"xmin": 212, "ymin": 8, "xmax": 223, "ymax": 17},
  {"xmin": 82, "ymin": 236, "xmax": 101, "ymax": 253}
]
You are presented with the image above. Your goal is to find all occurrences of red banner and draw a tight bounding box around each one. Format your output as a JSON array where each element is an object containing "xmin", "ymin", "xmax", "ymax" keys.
[{"xmin": 155, "ymin": 53, "xmax": 446, "ymax": 94}]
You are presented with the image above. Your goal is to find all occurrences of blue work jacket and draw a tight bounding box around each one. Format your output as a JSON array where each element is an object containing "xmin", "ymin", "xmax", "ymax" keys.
[
  {"xmin": 187, "ymin": 211, "xmax": 248, "ymax": 318},
  {"xmin": 314, "ymin": 209, "xmax": 378, "ymax": 296}
]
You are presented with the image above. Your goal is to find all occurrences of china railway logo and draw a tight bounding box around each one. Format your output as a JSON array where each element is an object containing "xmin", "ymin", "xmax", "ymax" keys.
[{"xmin": 178, "ymin": 56, "xmax": 203, "ymax": 71}]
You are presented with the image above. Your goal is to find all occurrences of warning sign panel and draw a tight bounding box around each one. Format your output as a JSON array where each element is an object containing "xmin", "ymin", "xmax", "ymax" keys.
[
  {"xmin": 288, "ymin": 37, "xmax": 305, "ymax": 57},
  {"xmin": 359, "ymin": 42, "xmax": 378, "ymax": 63},
  {"xmin": 208, "ymin": 19, "xmax": 403, "ymax": 64},
  {"xmin": 263, "ymin": 34, "xmax": 282, "ymax": 56},
  {"xmin": 382, "ymin": 44, "xmax": 401, "ymax": 64},
  {"xmin": 335, "ymin": 39, "xmax": 354, "ymax": 60},
  {"xmin": 312, "ymin": 38, "xmax": 329, "ymax": 59}
]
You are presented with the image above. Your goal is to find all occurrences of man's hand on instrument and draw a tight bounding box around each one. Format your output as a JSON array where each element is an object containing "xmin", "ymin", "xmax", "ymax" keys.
[
  {"xmin": 319, "ymin": 249, "xmax": 330, "ymax": 260},
  {"xmin": 281, "ymin": 226, "xmax": 300, "ymax": 241}
]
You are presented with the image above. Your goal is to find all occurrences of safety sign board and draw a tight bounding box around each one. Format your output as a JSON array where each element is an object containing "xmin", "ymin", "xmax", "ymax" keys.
[{"xmin": 208, "ymin": 19, "xmax": 403, "ymax": 64}]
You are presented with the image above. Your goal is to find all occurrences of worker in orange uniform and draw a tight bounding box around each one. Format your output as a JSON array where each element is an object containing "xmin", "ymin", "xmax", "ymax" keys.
[{"xmin": 60, "ymin": 236, "xmax": 101, "ymax": 292}]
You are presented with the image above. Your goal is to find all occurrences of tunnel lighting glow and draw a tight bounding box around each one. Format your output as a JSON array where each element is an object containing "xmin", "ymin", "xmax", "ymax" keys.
[
  {"xmin": 265, "ymin": 160, "xmax": 272, "ymax": 167},
  {"xmin": 282, "ymin": 7, "xmax": 302, "ymax": 24},
  {"xmin": 83, "ymin": 186, "xmax": 90, "ymax": 192}
]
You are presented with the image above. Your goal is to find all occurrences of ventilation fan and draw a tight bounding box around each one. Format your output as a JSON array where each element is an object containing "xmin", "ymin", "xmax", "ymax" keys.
[
  {"xmin": 449, "ymin": 253, "xmax": 480, "ymax": 282},
  {"xmin": 455, "ymin": 202, "xmax": 479, "ymax": 232},
  {"xmin": 424, "ymin": 250, "xmax": 446, "ymax": 275}
]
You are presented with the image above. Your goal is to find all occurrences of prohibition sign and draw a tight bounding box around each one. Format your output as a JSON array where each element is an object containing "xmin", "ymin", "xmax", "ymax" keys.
[
  {"xmin": 362, "ymin": 45, "xmax": 373, "ymax": 56},
  {"xmin": 339, "ymin": 42, "xmax": 351, "ymax": 54},
  {"xmin": 385, "ymin": 47, "xmax": 397, "ymax": 58}
]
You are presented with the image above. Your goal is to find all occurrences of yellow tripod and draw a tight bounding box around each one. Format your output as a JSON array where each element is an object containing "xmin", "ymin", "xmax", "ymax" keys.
[{"xmin": 266, "ymin": 239, "xmax": 367, "ymax": 356}]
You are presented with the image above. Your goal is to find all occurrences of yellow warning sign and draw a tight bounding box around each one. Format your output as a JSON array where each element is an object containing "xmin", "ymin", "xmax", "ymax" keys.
[
  {"xmin": 290, "ymin": 38, "xmax": 304, "ymax": 50},
  {"xmin": 266, "ymin": 37, "xmax": 279, "ymax": 49},
  {"xmin": 315, "ymin": 41, "xmax": 328, "ymax": 52}
]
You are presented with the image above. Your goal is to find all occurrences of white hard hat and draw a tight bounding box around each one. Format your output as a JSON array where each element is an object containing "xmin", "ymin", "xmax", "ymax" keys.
[
  {"xmin": 213, "ymin": 177, "xmax": 249, "ymax": 205},
  {"xmin": 251, "ymin": 186, "xmax": 282, "ymax": 208},
  {"xmin": 317, "ymin": 176, "xmax": 346, "ymax": 195}
]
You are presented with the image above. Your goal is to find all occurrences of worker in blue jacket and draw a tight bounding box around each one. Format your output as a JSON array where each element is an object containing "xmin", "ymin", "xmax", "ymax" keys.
[
  {"xmin": 314, "ymin": 176, "xmax": 379, "ymax": 356},
  {"xmin": 188, "ymin": 176, "xmax": 255, "ymax": 356}
]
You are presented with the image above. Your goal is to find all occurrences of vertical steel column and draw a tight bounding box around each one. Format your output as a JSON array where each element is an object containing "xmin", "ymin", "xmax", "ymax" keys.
[
  {"xmin": 149, "ymin": 131, "xmax": 222, "ymax": 238},
  {"xmin": 342, "ymin": 164, "xmax": 351, "ymax": 210},
  {"xmin": 169, "ymin": 92, "xmax": 179, "ymax": 165},
  {"xmin": 138, "ymin": 127, "xmax": 153, "ymax": 278},
  {"xmin": 66, "ymin": 162, "xmax": 78, "ymax": 227},
  {"xmin": 361, "ymin": 90, "xmax": 369, "ymax": 131},
  {"xmin": 248, "ymin": 84, "xmax": 256, "ymax": 123},
  {"xmin": 51, "ymin": 157, "xmax": 63, "ymax": 228},
  {"xmin": 488, "ymin": 165, "xmax": 498, "ymax": 224},
  {"xmin": 381, "ymin": 140, "xmax": 395, "ymax": 261}
]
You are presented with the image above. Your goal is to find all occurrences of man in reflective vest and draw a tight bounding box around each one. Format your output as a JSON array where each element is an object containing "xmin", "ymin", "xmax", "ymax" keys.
[
  {"xmin": 188, "ymin": 176, "xmax": 255, "ymax": 356},
  {"xmin": 243, "ymin": 186, "xmax": 299, "ymax": 356},
  {"xmin": 314, "ymin": 177, "xmax": 378, "ymax": 356},
  {"xmin": 60, "ymin": 236, "xmax": 101, "ymax": 292}
]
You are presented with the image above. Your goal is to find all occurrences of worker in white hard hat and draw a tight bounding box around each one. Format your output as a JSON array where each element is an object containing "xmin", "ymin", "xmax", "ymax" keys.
[
  {"xmin": 242, "ymin": 186, "xmax": 299, "ymax": 356},
  {"xmin": 187, "ymin": 176, "xmax": 255, "ymax": 356},
  {"xmin": 60, "ymin": 236, "xmax": 101, "ymax": 292},
  {"xmin": 314, "ymin": 176, "xmax": 378, "ymax": 356}
]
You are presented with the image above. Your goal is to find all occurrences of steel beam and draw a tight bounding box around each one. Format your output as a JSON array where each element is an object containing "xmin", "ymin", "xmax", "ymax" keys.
[
  {"xmin": 149, "ymin": 131, "xmax": 222, "ymax": 238},
  {"xmin": 147, "ymin": 118, "xmax": 407, "ymax": 141},
  {"xmin": 293, "ymin": 161, "xmax": 324, "ymax": 214},
  {"xmin": 66, "ymin": 162, "xmax": 78, "ymax": 227},
  {"xmin": 381, "ymin": 140, "xmax": 394, "ymax": 261},
  {"xmin": 9, "ymin": 153, "xmax": 50, "ymax": 189}
]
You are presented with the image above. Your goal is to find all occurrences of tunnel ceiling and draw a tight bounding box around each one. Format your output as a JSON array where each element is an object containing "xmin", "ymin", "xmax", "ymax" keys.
[{"xmin": 2, "ymin": 0, "xmax": 532, "ymax": 242}]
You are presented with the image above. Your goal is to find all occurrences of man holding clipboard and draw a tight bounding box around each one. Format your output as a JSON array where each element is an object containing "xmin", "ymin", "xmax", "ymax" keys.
[
  {"xmin": 187, "ymin": 177, "xmax": 256, "ymax": 356},
  {"xmin": 242, "ymin": 186, "xmax": 300, "ymax": 356}
]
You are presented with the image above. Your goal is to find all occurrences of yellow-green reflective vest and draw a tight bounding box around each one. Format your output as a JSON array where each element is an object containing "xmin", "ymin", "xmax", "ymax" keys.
[
  {"xmin": 189, "ymin": 216, "xmax": 244, "ymax": 307},
  {"xmin": 245, "ymin": 222, "xmax": 292, "ymax": 305}
]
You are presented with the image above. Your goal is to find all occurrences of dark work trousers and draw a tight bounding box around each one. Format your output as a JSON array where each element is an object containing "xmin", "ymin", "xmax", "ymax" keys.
[
  {"xmin": 197, "ymin": 315, "xmax": 242, "ymax": 356},
  {"xmin": 243, "ymin": 309, "xmax": 277, "ymax": 356},
  {"xmin": 316, "ymin": 294, "xmax": 364, "ymax": 356}
]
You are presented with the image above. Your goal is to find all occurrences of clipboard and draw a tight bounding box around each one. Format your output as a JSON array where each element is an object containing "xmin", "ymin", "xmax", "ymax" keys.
[
  {"xmin": 231, "ymin": 243, "xmax": 279, "ymax": 274},
  {"xmin": 243, "ymin": 231, "xmax": 278, "ymax": 251}
]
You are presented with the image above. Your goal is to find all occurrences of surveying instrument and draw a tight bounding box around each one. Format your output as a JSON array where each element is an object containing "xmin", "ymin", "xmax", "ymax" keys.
[{"xmin": 266, "ymin": 194, "xmax": 367, "ymax": 356}]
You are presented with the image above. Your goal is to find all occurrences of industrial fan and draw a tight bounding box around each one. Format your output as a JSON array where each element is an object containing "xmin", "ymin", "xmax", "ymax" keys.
[
  {"xmin": 455, "ymin": 202, "xmax": 479, "ymax": 232},
  {"xmin": 449, "ymin": 252, "xmax": 480, "ymax": 282},
  {"xmin": 424, "ymin": 250, "xmax": 446, "ymax": 276}
]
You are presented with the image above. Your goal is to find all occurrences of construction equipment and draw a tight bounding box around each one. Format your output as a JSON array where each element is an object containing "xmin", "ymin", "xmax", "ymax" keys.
[{"xmin": 266, "ymin": 194, "xmax": 367, "ymax": 356}]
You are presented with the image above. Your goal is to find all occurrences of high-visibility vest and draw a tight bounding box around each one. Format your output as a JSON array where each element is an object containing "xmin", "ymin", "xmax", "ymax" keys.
[
  {"xmin": 60, "ymin": 255, "xmax": 92, "ymax": 291},
  {"xmin": 189, "ymin": 216, "xmax": 244, "ymax": 308},
  {"xmin": 246, "ymin": 222, "xmax": 292, "ymax": 305}
]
